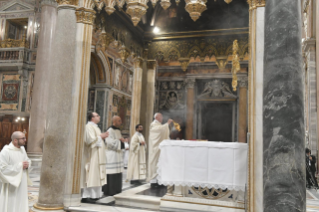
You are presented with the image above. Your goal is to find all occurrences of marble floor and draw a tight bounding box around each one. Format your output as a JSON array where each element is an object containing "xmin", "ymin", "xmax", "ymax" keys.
[{"xmin": 28, "ymin": 169, "xmax": 319, "ymax": 212}]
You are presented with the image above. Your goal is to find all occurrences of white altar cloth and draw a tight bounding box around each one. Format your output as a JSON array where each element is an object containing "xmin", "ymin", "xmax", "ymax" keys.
[{"xmin": 157, "ymin": 140, "xmax": 248, "ymax": 191}]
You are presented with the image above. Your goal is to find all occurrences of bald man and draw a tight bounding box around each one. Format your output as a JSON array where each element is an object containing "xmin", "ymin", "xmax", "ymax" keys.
[
  {"xmin": 103, "ymin": 116, "xmax": 126, "ymax": 196},
  {"xmin": 0, "ymin": 131, "xmax": 32, "ymax": 212},
  {"xmin": 148, "ymin": 113, "xmax": 172, "ymax": 187}
]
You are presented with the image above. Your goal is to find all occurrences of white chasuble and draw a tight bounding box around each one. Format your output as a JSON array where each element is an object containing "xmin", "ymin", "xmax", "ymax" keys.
[
  {"xmin": 126, "ymin": 132, "xmax": 147, "ymax": 181},
  {"xmin": 148, "ymin": 120, "xmax": 170, "ymax": 182},
  {"xmin": 106, "ymin": 127, "xmax": 123, "ymax": 174},
  {"xmin": 0, "ymin": 143, "xmax": 32, "ymax": 212},
  {"xmin": 82, "ymin": 122, "xmax": 107, "ymax": 191}
]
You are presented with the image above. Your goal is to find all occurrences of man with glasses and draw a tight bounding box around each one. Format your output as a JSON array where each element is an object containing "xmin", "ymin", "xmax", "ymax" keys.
[
  {"xmin": 81, "ymin": 112, "xmax": 109, "ymax": 203},
  {"xmin": 0, "ymin": 131, "xmax": 32, "ymax": 212}
]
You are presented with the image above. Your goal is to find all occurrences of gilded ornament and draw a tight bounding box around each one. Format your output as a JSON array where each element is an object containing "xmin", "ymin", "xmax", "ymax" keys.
[
  {"xmin": 231, "ymin": 40, "xmax": 240, "ymax": 91},
  {"xmin": 99, "ymin": 31, "xmax": 114, "ymax": 50},
  {"xmin": 175, "ymin": 0, "xmax": 180, "ymax": 5},
  {"xmin": 160, "ymin": 0, "xmax": 171, "ymax": 10},
  {"xmin": 119, "ymin": 45, "xmax": 131, "ymax": 63},
  {"xmin": 247, "ymin": 0, "xmax": 265, "ymax": 10},
  {"xmin": 56, "ymin": 0, "xmax": 78, "ymax": 5},
  {"xmin": 126, "ymin": 1, "xmax": 148, "ymax": 26},
  {"xmin": 185, "ymin": 0, "xmax": 207, "ymax": 21},
  {"xmin": 0, "ymin": 37, "xmax": 30, "ymax": 49},
  {"xmin": 179, "ymin": 58, "xmax": 190, "ymax": 72},
  {"xmin": 224, "ymin": 0, "xmax": 232, "ymax": 3},
  {"xmin": 105, "ymin": 0, "xmax": 116, "ymax": 15},
  {"xmin": 75, "ymin": 8, "xmax": 96, "ymax": 25},
  {"xmin": 215, "ymin": 56, "xmax": 228, "ymax": 70},
  {"xmin": 150, "ymin": 0, "xmax": 158, "ymax": 7}
]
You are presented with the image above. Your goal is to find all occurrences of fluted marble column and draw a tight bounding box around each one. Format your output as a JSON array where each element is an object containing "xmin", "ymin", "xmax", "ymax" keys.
[
  {"xmin": 238, "ymin": 76, "xmax": 248, "ymax": 143},
  {"xmin": 263, "ymin": 1, "xmax": 305, "ymax": 211},
  {"xmin": 31, "ymin": 2, "xmax": 95, "ymax": 211},
  {"xmin": 185, "ymin": 78, "xmax": 195, "ymax": 140},
  {"xmin": 130, "ymin": 58, "xmax": 144, "ymax": 136},
  {"xmin": 28, "ymin": 0, "xmax": 57, "ymax": 154}
]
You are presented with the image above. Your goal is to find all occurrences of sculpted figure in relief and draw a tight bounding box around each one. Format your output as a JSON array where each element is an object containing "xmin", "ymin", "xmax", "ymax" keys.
[{"xmin": 198, "ymin": 80, "xmax": 236, "ymax": 98}]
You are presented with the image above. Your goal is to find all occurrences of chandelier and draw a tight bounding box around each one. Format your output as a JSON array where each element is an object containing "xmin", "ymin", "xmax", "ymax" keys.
[{"xmin": 94, "ymin": 0, "xmax": 233, "ymax": 26}]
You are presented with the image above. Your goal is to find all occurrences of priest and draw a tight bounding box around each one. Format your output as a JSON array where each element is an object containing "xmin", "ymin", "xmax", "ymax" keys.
[
  {"xmin": 0, "ymin": 131, "xmax": 32, "ymax": 212},
  {"xmin": 103, "ymin": 116, "xmax": 126, "ymax": 196},
  {"xmin": 81, "ymin": 112, "xmax": 109, "ymax": 203},
  {"xmin": 148, "ymin": 113, "xmax": 172, "ymax": 186},
  {"xmin": 126, "ymin": 124, "xmax": 147, "ymax": 184}
]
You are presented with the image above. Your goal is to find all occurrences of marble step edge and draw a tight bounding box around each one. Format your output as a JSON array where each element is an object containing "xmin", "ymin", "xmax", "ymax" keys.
[{"xmin": 161, "ymin": 195, "xmax": 245, "ymax": 209}]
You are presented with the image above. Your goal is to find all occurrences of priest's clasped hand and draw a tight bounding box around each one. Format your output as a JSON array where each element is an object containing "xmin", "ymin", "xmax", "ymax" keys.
[
  {"xmin": 140, "ymin": 141, "xmax": 146, "ymax": 146},
  {"xmin": 100, "ymin": 132, "xmax": 109, "ymax": 139},
  {"xmin": 119, "ymin": 137, "xmax": 126, "ymax": 143},
  {"xmin": 23, "ymin": 161, "xmax": 29, "ymax": 170}
]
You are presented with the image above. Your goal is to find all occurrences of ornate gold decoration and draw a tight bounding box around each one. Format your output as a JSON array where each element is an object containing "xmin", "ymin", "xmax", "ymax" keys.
[
  {"xmin": 224, "ymin": 0, "xmax": 232, "ymax": 3},
  {"xmin": 99, "ymin": 30, "xmax": 114, "ymax": 50},
  {"xmin": 231, "ymin": 40, "xmax": 240, "ymax": 91},
  {"xmin": 75, "ymin": 8, "xmax": 96, "ymax": 25},
  {"xmin": 175, "ymin": 0, "xmax": 180, "ymax": 5},
  {"xmin": 185, "ymin": 0, "xmax": 207, "ymax": 21},
  {"xmin": 119, "ymin": 45, "xmax": 131, "ymax": 63},
  {"xmin": 56, "ymin": 0, "xmax": 78, "ymax": 5},
  {"xmin": 247, "ymin": 0, "xmax": 265, "ymax": 10},
  {"xmin": 173, "ymin": 121, "xmax": 181, "ymax": 132},
  {"xmin": 179, "ymin": 58, "xmax": 190, "ymax": 72},
  {"xmin": 0, "ymin": 36, "xmax": 30, "ymax": 49},
  {"xmin": 215, "ymin": 56, "xmax": 228, "ymax": 70},
  {"xmin": 160, "ymin": 0, "xmax": 171, "ymax": 10},
  {"xmin": 150, "ymin": 0, "xmax": 158, "ymax": 7},
  {"xmin": 126, "ymin": 1, "xmax": 148, "ymax": 26}
]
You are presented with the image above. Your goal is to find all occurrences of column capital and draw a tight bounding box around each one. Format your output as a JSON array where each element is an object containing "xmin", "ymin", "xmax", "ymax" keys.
[
  {"xmin": 56, "ymin": 0, "xmax": 78, "ymax": 6},
  {"xmin": 238, "ymin": 76, "xmax": 248, "ymax": 88},
  {"xmin": 75, "ymin": 8, "xmax": 96, "ymax": 25},
  {"xmin": 184, "ymin": 78, "xmax": 196, "ymax": 89},
  {"xmin": 147, "ymin": 60, "xmax": 157, "ymax": 70},
  {"xmin": 133, "ymin": 57, "xmax": 144, "ymax": 69},
  {"xmin": 41, "ymin": 0, "xmax": 58, "ymax": 7},
  {"xmin": 247, "ymin": 0, "xmax": 265, "ymax": 10}
]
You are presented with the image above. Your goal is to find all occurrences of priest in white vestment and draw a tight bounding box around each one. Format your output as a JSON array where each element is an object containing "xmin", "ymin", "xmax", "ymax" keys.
[
  {"xmin": 103, "ymin": 116, "xmax": 126, "ymax": 196},
  {"xmin": 81, "ymin": 112, "xmax": 109, "ymax": 203},
  {"xmin": 0, "ymin": 131, "xmax": 32, "ymax": 212},
  {"xmin": 148, "ymin": 113, "xmax": 172, "ymax": 186},
  {"xmin": 126, "ymin": 124, "xmax": 147, "ymax": 184}
]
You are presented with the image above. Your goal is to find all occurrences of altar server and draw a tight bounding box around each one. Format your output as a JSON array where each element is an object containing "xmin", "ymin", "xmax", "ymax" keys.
[
  {"xmin": 81, "ymin": 112, "xmax": 109, "ymax": 203},
  {"xmin": 148, "ymin": 113, "xmax": 173, "ymax": 185},
  {"xmin": 127, "ymin": 124, "xmax": 147, "ymax": 184},
  {"xmin": 104, "ymin": 116, "xmax": 126, "ymax": 196},
  {"xmin": 0, "ymin": 131, "xmax": 32, "ymax": 212}
]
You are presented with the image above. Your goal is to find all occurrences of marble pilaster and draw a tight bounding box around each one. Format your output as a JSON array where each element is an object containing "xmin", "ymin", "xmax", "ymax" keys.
[
  {"xmin": 130, "ymin": 57, "xmax": 144, "ymax": 136},
  {"xmin": 30, "ymin": 3, "xmax": 87, "ymax": 211},
  {"xmin": 238, "ymin": 76, "xmax": 248, "ymax": 143},
  {"xmin": 28, "ymin": 0, "xmax": 57, "ymax": 155},
  {"xmin": 184, "ymin": 78, "xmax": 195, "ymax": 140},
  {"xmin": 263, "ymin": 1, "xmax": 305, "ymax": 211}
]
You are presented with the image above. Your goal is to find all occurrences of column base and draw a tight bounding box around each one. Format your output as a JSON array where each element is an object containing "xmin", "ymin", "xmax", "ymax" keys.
[
  {"xmin": 30, "ymin": 203, "xmax": 64, "ymax": 212},
  {"xmin": 27, "ymin": 153, "xmax": 42, "ymax": 175}
]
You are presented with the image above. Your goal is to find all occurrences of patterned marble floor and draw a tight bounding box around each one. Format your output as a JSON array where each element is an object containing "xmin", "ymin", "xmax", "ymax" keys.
[{"xmin": 28, "ymin": 169, "xmax": 319, "ymax": 212}]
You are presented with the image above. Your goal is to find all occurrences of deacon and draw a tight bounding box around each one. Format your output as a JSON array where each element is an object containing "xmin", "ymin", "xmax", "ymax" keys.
[
  {"xmin": 104, "ymin": 116, "xmax": 126, "ymax": 196},
  {"xmin": 126, "ymin": 124, "xmax": 147, "ymax": 184},
  {"xmin": 148, "ymin": 113, "xmax": 173, "ymax": 186},
  {"xmin": 0, "ymin": 131, "xmax": 32, "ymax": 212},
  {"xmin": 81, "ymin": 112, "xmax": 109, "ymax": 203}
]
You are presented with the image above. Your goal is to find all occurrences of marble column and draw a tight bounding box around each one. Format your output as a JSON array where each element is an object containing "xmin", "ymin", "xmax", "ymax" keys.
[
  {"xmin": 28, "ymin": 0, "xmax": 57, "ymax": 155},
  {"xmin": 130, "ymin": 57, "xmax": 144, "ymax": 136},
  {"xmin": 238, "ymin": 76, "xmax": 248, "ymax": 143},
  {"xmin": 263, "ymin": 0, "xmax": 305, "ymax": 211},
  {"xmin": 247, "ymin": 2, "xmax": 265, "ymax": 210},
  {"xmin": 184, "ymin": 78, "xmax": 195, "ymax": 140},
  {"xmin": 31, "ymin": 2, "xmax": 95, "ymax": 211}
]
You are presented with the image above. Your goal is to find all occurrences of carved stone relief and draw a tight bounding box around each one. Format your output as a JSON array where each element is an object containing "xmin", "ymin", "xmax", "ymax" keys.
[{"xmin": 198, "ymin": 79, "xmax": 237, "ymax": 99}]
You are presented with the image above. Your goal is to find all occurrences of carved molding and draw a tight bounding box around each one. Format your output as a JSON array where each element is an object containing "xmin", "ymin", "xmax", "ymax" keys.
[
  {"xmin": 184, "ymin": 78, "xmax": 196, "ymax": 89},
  {"xmin": 147, "ymin": 60, "xmax": 157, "ymax": 70},
  {"xmin": 98, "ymin": 31, "xmax": 114, "ymax": 50},
  {"xmin": 238, "ymin": 76, "xmax": 248, "ymax": 88},
  {"xmin": 134, "ymin": 57, "xmax": 144, "ymax": 69},
  {"xmin": 41, "ymin": 0, "xmax": 58, "ymax": 7},
  {"xmin": 179, "ymin": 58, "xmax": 190, "ymax": 72},
  {"xmin": 56, "ymin": 0, "xmax": 78, "ymax": 6},
  {"xmin": 75, "ymin": 8, "xmax": 96, "ymax": 25},
  {"xmin": 247, "ymin": 0, "xmax": 265, "ymax": 10}
]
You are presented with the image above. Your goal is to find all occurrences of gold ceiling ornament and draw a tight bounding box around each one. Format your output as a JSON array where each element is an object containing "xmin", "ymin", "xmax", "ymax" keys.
[
  {"xmin": 160, "ymin": 0, "xmax": 171, "ymax": 10},
  {"xmin": 179, "ymin": 58, "xmax": 190, "ymax": 72},
  {"xmin": 56, "ymin": 0, "xmax": 78, "ymax": 5},
  {"xmin": 75, "ymin": 8, "xmax": 96, "ymax": 25},
  {"xmin": 224, "ymin": 0, "xmax": 232, "ymax": 3},
  {"xmin": 231, "ymin": 40, "xmax": 240, "ymax": 91},
  {"xmin": 175, "ymin": 0, "xmax": 180, "ymax": 5},
  {"xmin": 185, "ymin": 0, "xmax": 207, "ymax": 21},
  {"xmin": 126, "ymin": 0, "xmax": 148, "ymax": 26},
  {"xmin": 215, "ymin": 56, "xmax": 228, "ymax": 70},
  {"xmin": 150, "ymin": 0, "xmax": 159, "ymax": 7},
  {"xmin": 119, "ymin": 45, "xmax": 131, "ymax": 63}
]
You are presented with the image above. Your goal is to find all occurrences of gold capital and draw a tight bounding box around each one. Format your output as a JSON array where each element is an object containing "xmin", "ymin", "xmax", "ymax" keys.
[
  {"xmin": 247, "ymin": 0, "xmax": 265, "ymax": 10},
  {"xmin": 56, "ymin": 0, "xmax": 78, "ymax": 6},
  {"xmin": 75, "ymin": 8, "xmax": 96, "ymax": 25}
]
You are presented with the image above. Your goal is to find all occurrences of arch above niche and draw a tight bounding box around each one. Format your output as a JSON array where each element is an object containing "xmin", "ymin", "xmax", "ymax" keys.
[{"xmin": 90, "ymin": 51, "xmax": 112, "ymax": 86}]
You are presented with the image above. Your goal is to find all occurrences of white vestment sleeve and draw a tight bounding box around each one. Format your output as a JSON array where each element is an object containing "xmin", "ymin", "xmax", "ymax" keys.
[
  {"xmin": 85, "ymin": 125, "xmax": 102, "ymax": 148},
  {"xmin": 106, "ymin": 129, "xmax": 121, "ymax": 151},
  {"xmin": 0, "ymin": 149, "xmax": 23, "ymax": 187}
]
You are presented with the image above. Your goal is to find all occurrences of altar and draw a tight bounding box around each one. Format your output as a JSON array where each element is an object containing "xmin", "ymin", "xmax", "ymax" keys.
[{"xmin": 114, "ymin": 140, "xmax": 247, "ymax": 212}]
